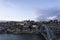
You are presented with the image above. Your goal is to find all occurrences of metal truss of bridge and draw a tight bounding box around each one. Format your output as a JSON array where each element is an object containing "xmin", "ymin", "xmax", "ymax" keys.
[{"xmin": 39, "ymin": 24, "xmax": 57, "ymax": 40}]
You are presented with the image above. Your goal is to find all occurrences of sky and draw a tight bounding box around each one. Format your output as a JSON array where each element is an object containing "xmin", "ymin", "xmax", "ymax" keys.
[{"xmin": 0, "ymin": 0, "xmax": 60, "ymax": 21}]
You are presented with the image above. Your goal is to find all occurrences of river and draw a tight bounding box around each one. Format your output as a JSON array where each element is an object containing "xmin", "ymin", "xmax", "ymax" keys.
[
  {"xmin": 0, "ymin": 34, "xmax": 45, "ymax": 40},
  {"xmin": 0, "ymin": 34, "xmax": 60, "ymax": 40},
  {"xmin": 56, "ymin": 34, "xmax": 60, "ymax": 40}
]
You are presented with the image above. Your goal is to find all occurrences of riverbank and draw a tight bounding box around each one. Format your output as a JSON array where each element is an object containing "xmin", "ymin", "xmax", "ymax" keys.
[{"xmin": 0, "ymin": 20, "xmax": 60, "ymax": 34}]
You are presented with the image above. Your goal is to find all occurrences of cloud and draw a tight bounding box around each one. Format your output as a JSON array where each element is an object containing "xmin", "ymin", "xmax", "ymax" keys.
[
  {"xmin": 37, "ymin": 7, "xmax": 60, "ymax": 21},
  {"xmin": 0, "ymin": 0, "xmax": 24, "ymax": 21},
  {"xmin": 0, "ymin": 0, "xmax": 27, "ymax": 21},
  {"xmin": 0, "ymin": 0, "xmax": 37, "ymax": 21},
  {"xmin": 0, "ymin": 0, "xmax": 17, "ymax": 20}
]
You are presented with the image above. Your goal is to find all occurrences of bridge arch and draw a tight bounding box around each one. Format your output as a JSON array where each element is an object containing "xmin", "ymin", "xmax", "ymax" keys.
[{"xmin": 39, "ymin": 24, "xmax": 57, "ymax": 40}]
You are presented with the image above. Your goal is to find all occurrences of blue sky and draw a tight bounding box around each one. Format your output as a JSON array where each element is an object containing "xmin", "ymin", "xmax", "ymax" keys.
[{"xmin": 0, "ymin": 0, "xmax": 60, "ymax": 21}]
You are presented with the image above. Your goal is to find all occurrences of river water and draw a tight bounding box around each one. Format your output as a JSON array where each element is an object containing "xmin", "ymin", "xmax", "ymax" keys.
[
  {"xmin": 0, "ymin": 34, "xmax": 45, "ymax": 40},
  {"xmin": 56, "ymin": 34, "xmax": 60, "ymax": 40},
  {"xmin": 0, "ymin": 34, "xmax": 60, "ymax": 40}
]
